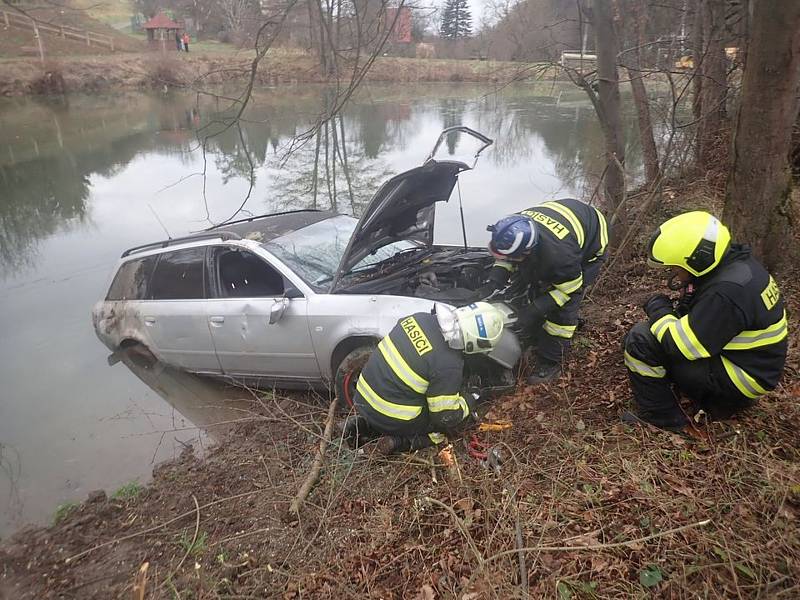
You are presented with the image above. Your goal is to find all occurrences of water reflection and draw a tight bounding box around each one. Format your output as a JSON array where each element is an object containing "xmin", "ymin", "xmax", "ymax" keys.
[
  {"xmin": 115, "ymin": 347, "xmax": 256, "ymax": 442},
  {"xmin": 0, "ymin": 83, "xmax": 644, "ymax": 279},
  {"xmin": 0, "ymin": 82, "xmax": 648, "ymax": 535}
]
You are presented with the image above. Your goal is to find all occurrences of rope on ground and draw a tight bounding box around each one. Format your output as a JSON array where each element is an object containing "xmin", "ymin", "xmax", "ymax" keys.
[{"xmin": 287, "ymin": 396, "xmax": 338, "ymax": 518}]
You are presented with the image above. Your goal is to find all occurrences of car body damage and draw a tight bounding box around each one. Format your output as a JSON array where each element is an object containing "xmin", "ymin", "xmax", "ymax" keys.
[{"xmin": 92, "ymin": 128, "xmax": 521, "ymax": 392}]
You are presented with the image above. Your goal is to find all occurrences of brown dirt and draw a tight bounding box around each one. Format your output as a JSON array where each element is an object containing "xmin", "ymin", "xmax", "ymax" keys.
[{"xmin": 1, "ymin": 183, "xmax": 798, "ymax": 599}]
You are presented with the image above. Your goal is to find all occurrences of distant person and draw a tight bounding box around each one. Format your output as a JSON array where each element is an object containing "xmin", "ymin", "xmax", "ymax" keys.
[
  {"xmin": 182, "ymin": 32, "xmax": 190, "ymax": 52},
  {"xmin": 175, "ymin": 31, "xmax": 182, "ymax": 51}
]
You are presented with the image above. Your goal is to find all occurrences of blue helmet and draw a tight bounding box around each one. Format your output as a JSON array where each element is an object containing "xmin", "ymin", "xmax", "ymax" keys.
[{"xmin": 487, "ymin": 214, "xmax": 537, "ymax": 260}]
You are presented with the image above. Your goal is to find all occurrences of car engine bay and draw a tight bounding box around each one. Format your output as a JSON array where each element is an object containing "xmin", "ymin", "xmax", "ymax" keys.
[{"xmin": 336, "ymin": 246, "xmax": 497, "ymax": 305}]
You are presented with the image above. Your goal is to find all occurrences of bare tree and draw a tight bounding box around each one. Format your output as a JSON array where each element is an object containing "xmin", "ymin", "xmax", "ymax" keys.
[
  {"xmin": 694, "ymin": 0, "xmax": 727, "ymax": 171},
  {"xmin": 590, "ymin": 0, "xmax": 625, "ymax": 221},
  {"xmin": 620, "ymin": 0, "xmax": 659, "ymax": 186},
  {"xmin": 219, "ymin": 0, "xmax": 258, "ymax": 41},
  {"xmin": 723, "ymin": 0, "xmax": 800, "ymax": 269}
]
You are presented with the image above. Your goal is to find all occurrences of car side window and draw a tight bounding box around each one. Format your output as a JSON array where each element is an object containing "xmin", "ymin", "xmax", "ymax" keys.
[
  {"xmin": 106, "ymin": 256, "xmax": 157, "ymax": 301},
  {"xmin": 149, "ymin": 247, "xmax": 207, "ymax": 300},
  {"xmin": 217, "ymin": 248, "xmax": 285, "ymax": 298}
]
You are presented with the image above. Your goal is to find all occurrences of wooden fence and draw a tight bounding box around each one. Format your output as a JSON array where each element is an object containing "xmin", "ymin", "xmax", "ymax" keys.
[{"xmin": 1, "ymin": 8, "xmax": 115, "ymax": 55}]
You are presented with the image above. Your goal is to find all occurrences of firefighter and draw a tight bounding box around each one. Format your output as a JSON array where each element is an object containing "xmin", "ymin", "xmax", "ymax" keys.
[
  {"xmin": 623, "ymin": 211, "xmax": 788, "ymax": 431},
  {"xmin": 344, "ymin": 302, "xmax": 505, "ymax": 454},
  {"xmin": 486, "ymin": 199, "xmax": 609, "ymax": 384}
]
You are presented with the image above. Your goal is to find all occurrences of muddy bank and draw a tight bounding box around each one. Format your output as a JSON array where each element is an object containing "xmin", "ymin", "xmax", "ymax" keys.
[
  {"xmin": 0, "ymin": 53, "xmax": 541, "ymax": 97},
  {"xmin": 1, "ymin": 185, "xmax": 798, "ymax": 598}
]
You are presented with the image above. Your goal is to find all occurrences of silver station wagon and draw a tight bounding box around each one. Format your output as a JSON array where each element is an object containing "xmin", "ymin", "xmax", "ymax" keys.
[{"xmin": 92, "ymin": 128, "xmax": 521, "ymax": 404}]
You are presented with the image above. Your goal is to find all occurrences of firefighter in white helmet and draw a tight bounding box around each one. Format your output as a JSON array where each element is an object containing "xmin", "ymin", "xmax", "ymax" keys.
[{"xmin": 343, "ymin": 302, "xmax": 505, "ymax": 454}]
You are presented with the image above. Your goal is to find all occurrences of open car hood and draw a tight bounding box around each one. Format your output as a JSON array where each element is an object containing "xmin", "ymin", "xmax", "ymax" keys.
[{"xmin": 331, "ymin": 127, "xmax": 492, "ymax": 292}]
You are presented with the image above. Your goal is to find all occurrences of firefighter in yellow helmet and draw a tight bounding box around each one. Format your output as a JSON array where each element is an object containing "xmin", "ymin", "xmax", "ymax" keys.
[
  {"xmin": 623, "ymin": 212, "xmax": 788, "ymax": 430},
  {"xmin": 343, "ymin": 302, "xmax": 505, "ymax": 454}
]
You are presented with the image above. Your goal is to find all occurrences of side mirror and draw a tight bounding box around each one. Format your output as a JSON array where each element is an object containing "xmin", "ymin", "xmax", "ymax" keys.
[{"xmin": 269, "ymin": 297, "xmax": 290, "ymax": 324}]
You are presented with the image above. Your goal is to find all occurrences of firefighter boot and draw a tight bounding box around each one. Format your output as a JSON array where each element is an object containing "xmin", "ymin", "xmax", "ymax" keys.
[{"xmin": 526, "ymin": 358, "xmax": 561, "ymax": 384}]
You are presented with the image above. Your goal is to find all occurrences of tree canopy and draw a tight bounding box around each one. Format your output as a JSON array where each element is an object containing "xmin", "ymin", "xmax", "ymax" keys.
[{"xmin": 439, "ymin": 0, "xmax": 472, "ymax": 40}]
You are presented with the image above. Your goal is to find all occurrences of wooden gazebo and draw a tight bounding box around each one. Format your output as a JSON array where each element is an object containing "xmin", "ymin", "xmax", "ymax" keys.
[{"xmin": 143, "ymin": 13, "xmax": 180, "ymax": 49}]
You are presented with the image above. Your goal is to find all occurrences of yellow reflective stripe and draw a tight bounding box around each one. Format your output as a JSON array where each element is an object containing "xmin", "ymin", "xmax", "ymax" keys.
[
  {"xmin": 378, "ymin": 337, "xmax": 429, "ymax": 394},
  {"xmin": 668, "ymin": 316, "xmax": 710, "ymax": 360},
  {"xmin": 428, "ymin": 432, "xmax": 447, "ymax": 444},
  {"xmin": 549, "ymin": 288, "xmax": 570, "ymax": 306},
  {"xmin": 542, "ymin": 201, "xmax": 585, "ymax": 247},
  {"xmin": 494, "ymin": 260, "xmax": 516, "ymax": 273},
  {"xmin": 554, "ymin": 274, "xmax": 583, "ymax": 295},
  {"xmin": 650, "ymin": 314, "xmax": 677, "ymax": 342},
  {"xmin": 595, "ymin": 208, "xmax": 609, "ymax": 256},
  {"xmin": 356, "ymin": 376, "xmax": 422, "ymax": 421},
  {"xmin": 723, "ymin": 312, "xmax": 788, "ymax": 350},
  {"xmin": 721, "ymin": 356, "xmax": 768, "ymax": 399},
  {"xmin": 427, "ymin": 393, "xmax": 465, "ymax": 414},
  {"xmin": 624, "ymin": 351, "xmax": 667, "ymax": 378},
  {"xmin": 543, "ymin": 320, "xmax": 577, "ymax": 339}
]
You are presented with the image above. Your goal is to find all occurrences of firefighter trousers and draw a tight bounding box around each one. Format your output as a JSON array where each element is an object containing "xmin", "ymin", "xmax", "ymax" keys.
[
  {"xmin": 623, "ymin": 322, "xmax": 754, "ymax": 429},
  {"xmin": 349, "ymin": 411, "xmax": 448, "ymax": 452},
  {"xmin": 536, "ymin": 257, "xmax": 605, "ymax": 363}
]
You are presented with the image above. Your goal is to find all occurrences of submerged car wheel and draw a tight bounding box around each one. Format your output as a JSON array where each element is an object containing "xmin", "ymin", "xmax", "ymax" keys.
[{"xmin": 334, "ymin": 346, "xmax": 375, "ymax": 408}]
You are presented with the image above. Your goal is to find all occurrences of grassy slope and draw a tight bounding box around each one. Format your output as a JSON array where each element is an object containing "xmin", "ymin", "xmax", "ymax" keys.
[{"xmin": 0, "ymin": 184, "xmax": 797, "ymax": 599}]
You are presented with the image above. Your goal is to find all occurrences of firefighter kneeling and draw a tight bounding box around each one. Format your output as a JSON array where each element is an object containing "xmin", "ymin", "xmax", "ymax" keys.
[
  {"xmin": 344, "ymin": 302, "xmax": 505, "ymax": 454},
  {"xmin": 623, "ymin": 212, "xmax": 788, "ymax": 431}
]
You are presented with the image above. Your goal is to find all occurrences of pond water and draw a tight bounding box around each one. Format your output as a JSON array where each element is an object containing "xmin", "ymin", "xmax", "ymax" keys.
[{"xmin": 0, "ymin": 82, "xmax": 646, "ymax": 536}]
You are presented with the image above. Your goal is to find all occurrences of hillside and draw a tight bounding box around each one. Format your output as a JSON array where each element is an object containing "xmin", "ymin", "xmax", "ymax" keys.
[{"xmin": 0, "ymin": 3, "xmax": 145, "ymax": 58}]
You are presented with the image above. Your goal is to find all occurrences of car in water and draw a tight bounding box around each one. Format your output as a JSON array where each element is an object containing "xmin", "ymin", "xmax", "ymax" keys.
[{"xmin": 92, "ymin": 128, "xmax": 522, "ymax": 403}]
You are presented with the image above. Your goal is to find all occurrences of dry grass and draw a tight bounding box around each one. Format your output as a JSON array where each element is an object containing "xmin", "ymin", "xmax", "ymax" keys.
[{"xmin": 1, "ymin": 182, "xmax": 798, "ymax": 598}]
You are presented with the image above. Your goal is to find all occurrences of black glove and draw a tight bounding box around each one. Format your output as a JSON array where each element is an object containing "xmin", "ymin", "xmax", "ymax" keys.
[
  {"xmin": 643, "ymin": 294, "xmax": 675, "ymax": 322},
  {"xmin": 675, "ymin": 283, "xmax": 695, "ymax": 317}
]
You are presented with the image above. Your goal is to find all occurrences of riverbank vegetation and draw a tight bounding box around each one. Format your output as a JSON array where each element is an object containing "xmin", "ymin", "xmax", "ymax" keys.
[
  {"xmin": 1, "ymin": 213, "xmax": 797, "ymax": 596},
  {"xmin": 1, "ymin": 0, "xmax": 799, "ymax": 597}
]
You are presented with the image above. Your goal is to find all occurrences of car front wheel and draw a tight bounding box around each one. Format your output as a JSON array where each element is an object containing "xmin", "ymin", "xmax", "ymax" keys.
[{"xmin": 334, "ymin": 346, "xmax": 375, "ymax": 408}]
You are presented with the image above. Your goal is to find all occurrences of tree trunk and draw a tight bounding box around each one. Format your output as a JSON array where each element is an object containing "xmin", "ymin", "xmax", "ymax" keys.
[
  {"xmin": 723, "ymin": 0, "xmax": 800, "ymax": 270},
  {"xmin": 691, "ymin": 0, "xmax": 704, "ymax": 125},
  {"xmin": 696, "ymin": 0, "xmax": 727, "ymax": 170},
  {"xmin": 625, "ymin": 0, "xmax": 659, "ymax": 186},
  {"xmin": 593, "ymin": 0, "xmax": 626, "ymax": 218}
]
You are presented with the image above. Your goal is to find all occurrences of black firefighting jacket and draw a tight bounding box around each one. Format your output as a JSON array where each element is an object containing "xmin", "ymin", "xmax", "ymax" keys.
[
  {"xmin": 647, "ymin": 245, "xmax": 788, "ymax": 398},
  {"xmin": 353, "ymin": 312, "xmax": 470, "ymax": 433},
  {"xmin": 489, "ymin": 199, "xmax": 609, "ymax": 315}
]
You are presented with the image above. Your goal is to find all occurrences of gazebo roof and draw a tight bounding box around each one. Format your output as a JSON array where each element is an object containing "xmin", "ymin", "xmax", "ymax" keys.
[{"xmin": 143, "ymin": 13, "xmax": 179, "ymax": 29}]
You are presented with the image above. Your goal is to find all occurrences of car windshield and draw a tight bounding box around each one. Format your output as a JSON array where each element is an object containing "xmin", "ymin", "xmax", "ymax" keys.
[{"xmin": 263, "ymin": 215, "xmax": 417, "ymax": 291}]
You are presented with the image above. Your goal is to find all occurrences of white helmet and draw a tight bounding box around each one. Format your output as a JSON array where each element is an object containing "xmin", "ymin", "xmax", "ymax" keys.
[{"xmin": 435, "ymin": 302, "xmax": 505, "ymax": 354}]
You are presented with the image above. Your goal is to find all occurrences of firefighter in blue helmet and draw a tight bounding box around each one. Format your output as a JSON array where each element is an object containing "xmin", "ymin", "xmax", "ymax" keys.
[
  {"xmin": 343, "ymin": 302, "xmax": 505, "ymax": 454},
  {"xmin": 486, "ymin": 199, "xmax": 609, "ymax": 384},
  {"xmin": 622, "ymin": 211, "xmax": 788, "ymax": 431}
]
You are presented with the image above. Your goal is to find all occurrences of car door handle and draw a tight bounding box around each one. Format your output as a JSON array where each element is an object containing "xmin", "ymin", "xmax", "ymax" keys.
[
  {"xmin": 144, "ymin": 316, "xmax": 156, "ymax": 326},
  {"xmin": 209, "ymin": 316, "xmax": 225, "ymax": 326}
]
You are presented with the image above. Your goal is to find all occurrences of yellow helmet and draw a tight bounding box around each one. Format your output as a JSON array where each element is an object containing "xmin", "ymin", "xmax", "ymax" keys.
[{"xmin": 647, "ymin": 211, "xmax": 731, "ymax": 277}]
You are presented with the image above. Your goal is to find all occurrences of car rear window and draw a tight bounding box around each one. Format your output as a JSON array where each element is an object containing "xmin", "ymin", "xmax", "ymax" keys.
[
  {"xmin": 149, "ymin": 247, "xmax": 207, "ymax": 300},
  {"xmin": 106, "ymin": 256, "xmax": 157, "ymax": 301}
]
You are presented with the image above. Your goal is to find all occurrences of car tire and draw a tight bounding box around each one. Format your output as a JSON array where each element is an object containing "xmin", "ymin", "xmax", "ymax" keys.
[{"xmin": 334, "ymin": 345, "xmax": 375, "ymax": 409}]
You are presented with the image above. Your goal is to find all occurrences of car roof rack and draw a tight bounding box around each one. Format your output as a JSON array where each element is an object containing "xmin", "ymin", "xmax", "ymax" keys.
[
  {"xmin": 120, "ymin": 231, "xmax": 242, "ymax": 258},
  {"xmin": 203, "ymin": 208, "xmax": 324, "ymax": 231}
]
